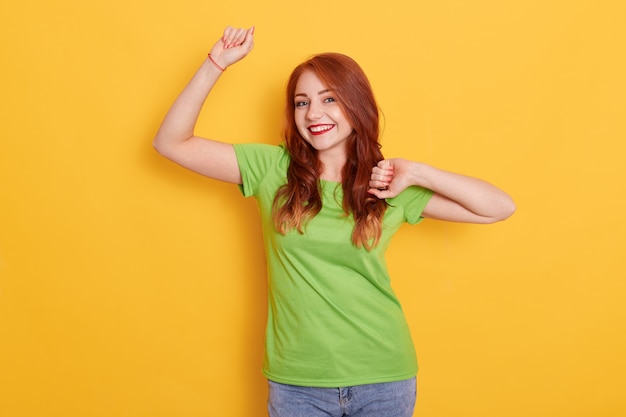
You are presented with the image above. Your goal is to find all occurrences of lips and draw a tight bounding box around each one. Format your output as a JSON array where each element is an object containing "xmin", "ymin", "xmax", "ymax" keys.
[{"xmin": 308, "ymin": 124, "xmax": 335, "ymax": 135}]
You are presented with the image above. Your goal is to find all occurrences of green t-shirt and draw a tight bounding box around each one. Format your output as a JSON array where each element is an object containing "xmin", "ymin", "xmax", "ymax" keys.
[{"xmin": 233, "ymin": 143, "xmax": 434, "ymax": 387}]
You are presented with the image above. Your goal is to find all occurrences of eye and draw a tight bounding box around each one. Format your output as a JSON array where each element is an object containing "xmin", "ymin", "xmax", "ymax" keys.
[
  {"xmin": 324, "ymin": 97, "xmax": 336, "ymax": 103},
  {"xmin": 295, "ymin": 101, "xmax": 308, "ymax": 108}
]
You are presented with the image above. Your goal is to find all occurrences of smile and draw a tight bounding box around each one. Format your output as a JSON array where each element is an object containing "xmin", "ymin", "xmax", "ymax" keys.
[{"xmin": 308, "ymin": 124, "xmax": 335, "ymax": 135}]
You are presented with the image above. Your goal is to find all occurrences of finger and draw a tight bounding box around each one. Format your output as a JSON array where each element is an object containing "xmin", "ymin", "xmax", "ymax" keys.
[
  {"xmin": 369, "ymin": 175, "xmax": 387, "ymax": 186},
  {"xmin": 242, "ymin": 26, "xmax": 255, "ymax": 49},
  {"xmin": 378, "ymin": 160, "xmax": 395, "ymax": 176},
  {"xmin": 228, "ymin": 28, "xmax": 248, "ymax": 48},
  {"xmin": 370, "ymin": 170, "xmax": 392, "ymax": 184},
  {"xmin": 223, "ymin": 26, "xmax": 243, "ymax": 48},
  {"xmin": 222, "ymin": 26, "xmax": 234, "ymax": 44},
  {"xmin": 367, "ymin": 188, "xmax": 389, "ymax": 200},
  {"xmin": 231, "ymin": 28, "xmax": 246, "ymax": 47},
  {"xmin": 375, "ymin": 160, "xmax": 394, "ymax": 174},
  {"xmin": 237, "ymin": 26, "xmax": 254, "ymax": 49},
  {"xmin": 371, "ymin": 166, "xmax": 391, "ymax": 178},
  {"xmin": 368, "ymin": 179, "xmax": 389, "ymax": 190}
]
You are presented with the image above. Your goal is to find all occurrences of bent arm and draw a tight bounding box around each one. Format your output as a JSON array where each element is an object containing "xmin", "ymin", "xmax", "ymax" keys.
[
  {"xmin": 152, "ymin": 26, "xmax": 254, "ymax": 184},
  {"xmin": 417, "ymin": 164, "xmax": 516, "ymax": 223},
  {"xmin": 368, "ymin": 159, "xmax": 516, "ymax": 224}
]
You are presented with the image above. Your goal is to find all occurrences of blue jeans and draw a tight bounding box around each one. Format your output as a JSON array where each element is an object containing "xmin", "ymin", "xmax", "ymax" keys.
[{"xmin": 268, "ymin": 377, "xmax": 417, "ymax": 417}]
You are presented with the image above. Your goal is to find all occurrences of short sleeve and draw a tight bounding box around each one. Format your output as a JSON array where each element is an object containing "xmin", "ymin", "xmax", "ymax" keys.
[
  {"xmin": 389, "ymin": 185, "xmax": 435, "ymax": 224},
  {"xmin": 233, "ymin": 143, "xmax": 288, "ymax": 197}
]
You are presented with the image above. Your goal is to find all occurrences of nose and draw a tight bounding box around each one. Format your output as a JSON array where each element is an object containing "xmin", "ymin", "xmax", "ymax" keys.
[{"xmin": 306, "ymin": 102, "xmax": 322, "ymax": 120}]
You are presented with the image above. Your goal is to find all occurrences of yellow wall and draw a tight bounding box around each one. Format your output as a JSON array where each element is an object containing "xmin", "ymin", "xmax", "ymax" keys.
[{"xmin": 1, "ymin": 1, "xmax": 624, "ymax": 416}]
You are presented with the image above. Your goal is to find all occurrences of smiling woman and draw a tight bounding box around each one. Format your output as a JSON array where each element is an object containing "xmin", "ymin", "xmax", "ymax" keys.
[
  {"xmin": 273, "ymin": 52, "xmax": 392, "ymax": 249},
  {"xmin": 152, "ymin": 25, "xmax": 514, "ymax": 417},
  {"xmin": 293, "ymin": 70, "xmax": 355, "ymax": 167},
  {"xmin": 2, "ymin": 0, "xmax": 625, "ymax": 416}
]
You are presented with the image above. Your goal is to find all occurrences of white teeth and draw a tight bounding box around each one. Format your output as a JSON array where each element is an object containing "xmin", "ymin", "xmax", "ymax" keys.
[{"xmin": 309, "ymin": 125, "xmax": 333, "ymax": 133}]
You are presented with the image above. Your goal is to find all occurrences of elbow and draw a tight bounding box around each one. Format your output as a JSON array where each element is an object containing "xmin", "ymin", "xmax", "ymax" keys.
[
  {"xmin": 152, "ymin": 131, "xmax": 193, "ymax": 159},
  {"xmin": 152, "ymin": 135, "xmax": 175, "ymax": 159},
  {"xmin": 503, "ymin": 195, "xmax": 517, "ymax": 220},
  {"xmin": 152, "ymin": 135, "xmax": 166, "ymax": 155},
  {"xmin": 490, "ymin": 197, "xmax": 517, "ymax": 223}
]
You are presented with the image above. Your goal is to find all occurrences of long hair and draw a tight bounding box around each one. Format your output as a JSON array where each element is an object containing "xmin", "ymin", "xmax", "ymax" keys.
[{"xmin": 272, "ymin": 53, "xmax": 387, "ymax": 250}]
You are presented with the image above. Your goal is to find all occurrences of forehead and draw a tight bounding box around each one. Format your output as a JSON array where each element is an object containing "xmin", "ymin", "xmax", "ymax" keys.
[{"xmin": 294, "ymin": 70, "xmax": 329, "ymax": 94}]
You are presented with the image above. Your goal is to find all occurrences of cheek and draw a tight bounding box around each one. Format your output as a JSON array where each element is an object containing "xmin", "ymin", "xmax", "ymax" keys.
[
  {"xmin": 294, "ymin": 114, "xmax": 308, "ymax": 135},
  {"xmin": 298, "ymin": 128, "xmax": 309, "ymax": 142},
  {"xmin": 332, "ymin": 109, "xmax": 351, "ymax": 127}
]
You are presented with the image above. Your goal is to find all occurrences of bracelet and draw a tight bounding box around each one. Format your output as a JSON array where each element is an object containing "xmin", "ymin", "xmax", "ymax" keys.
[{"xmin": 207, "ymin": 54, "xmax": 226, "ymax": 72}]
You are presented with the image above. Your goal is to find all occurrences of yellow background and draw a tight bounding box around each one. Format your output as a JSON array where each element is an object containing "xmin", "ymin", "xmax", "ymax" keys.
[{"xmin": 1, "ymin": 0, "xmax": 624, "ymax": 416}]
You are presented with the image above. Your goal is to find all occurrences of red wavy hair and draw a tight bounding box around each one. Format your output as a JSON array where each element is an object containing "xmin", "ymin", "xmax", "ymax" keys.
[{"xmin": 272, "ymin": 53, "xmax": 387, "ymax": 250}]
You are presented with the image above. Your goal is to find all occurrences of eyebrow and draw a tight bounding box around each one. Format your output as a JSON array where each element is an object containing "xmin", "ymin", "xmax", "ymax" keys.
[{"xmin": 294, "ymin": 89, "xmax": 331, "ymax": 98}]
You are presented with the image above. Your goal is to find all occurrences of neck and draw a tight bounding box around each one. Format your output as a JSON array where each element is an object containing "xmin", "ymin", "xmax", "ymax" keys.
[{"xmin": 318, "ymin": 153, "xmax": 346, "ymax": 182}]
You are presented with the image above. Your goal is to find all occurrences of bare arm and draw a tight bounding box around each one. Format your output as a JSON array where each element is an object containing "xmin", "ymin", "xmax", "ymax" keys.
[
  {"xmin": 152, "ymin": 26, "xmax": 255, "ymax": 184},
  {"xmin": 368, "ymin": 158, "xmax": 516, "ymax": 223}
]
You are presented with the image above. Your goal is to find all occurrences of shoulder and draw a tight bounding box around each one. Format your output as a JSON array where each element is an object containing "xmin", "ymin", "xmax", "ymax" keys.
[
  {"xmin": 233, "ymin": 143, "xmax": 290, "ymax": 167},
  {"xmin": 233, "ymin": 143, "xmax": 290, "ymax": 197}
]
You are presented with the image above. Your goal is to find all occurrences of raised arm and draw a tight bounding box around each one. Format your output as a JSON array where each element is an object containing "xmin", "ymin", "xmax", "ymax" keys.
[
  {"xmin": 152, "ymin": 26, "xmax": 255, "ymax": 184},
  {"xmin": 368, "ymin": 158, "xmax": 516, "ymax": 223}
]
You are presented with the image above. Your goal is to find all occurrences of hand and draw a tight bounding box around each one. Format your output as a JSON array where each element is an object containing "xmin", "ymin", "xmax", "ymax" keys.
[
  {"xmin": 367, "ymin": 158, "xmax": 416, "ymax": 199},
  {"xmin": 369, "ymin": 158, "xmax": 516, "ymax": 222},
  {"xmin": 208, "ymin": 26, "xmax": 255, "ymax": 69}
]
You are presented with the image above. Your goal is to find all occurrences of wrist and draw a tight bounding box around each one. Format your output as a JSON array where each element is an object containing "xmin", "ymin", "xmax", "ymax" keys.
[
  {"xmin": 409, "ymin": 161, "xmax": 431, "ymax": 188},
  {"xmin": 207, "ymin": 53, "xmax": 227, "ymax": 72}
]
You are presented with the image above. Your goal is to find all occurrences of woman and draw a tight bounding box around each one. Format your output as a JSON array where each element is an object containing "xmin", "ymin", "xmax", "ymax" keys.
[{"xmin": 153, "ymin": 26, "xmax": 515, "ymax": 417}]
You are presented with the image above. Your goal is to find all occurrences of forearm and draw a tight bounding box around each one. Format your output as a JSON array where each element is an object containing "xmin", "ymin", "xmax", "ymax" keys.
[
  {"xmin": 411, "ymin": 162, "xmax": 516, "ymax": 222},
  {"xmin": 153, "ymin": 58, "xmax": 223, "ymax": 152}
]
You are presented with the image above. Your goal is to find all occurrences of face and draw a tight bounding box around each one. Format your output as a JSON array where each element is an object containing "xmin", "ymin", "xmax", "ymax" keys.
[{"xmin": 293, "ymin": 70, "xmax": 354, "ymax": 158}]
